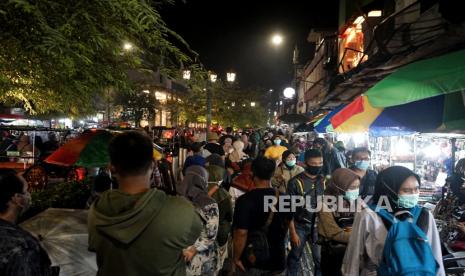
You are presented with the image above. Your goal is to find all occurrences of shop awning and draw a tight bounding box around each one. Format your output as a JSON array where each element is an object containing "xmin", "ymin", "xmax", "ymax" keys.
[{"xmin": 366, "ymin": 49, "xmax": 465, "ymax": 107}]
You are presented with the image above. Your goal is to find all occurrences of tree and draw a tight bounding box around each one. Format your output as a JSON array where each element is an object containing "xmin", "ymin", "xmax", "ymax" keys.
[
  {"xmin": 0, "ymin": 0, "xmax": 190, "ymax": 116},
  {"xmin": 113, "ymin": 87, "xmax": 158, "ymax": 127},
  {"xmin": 214, "ymin": 86, "xmax": 268, "ymax": 128}
]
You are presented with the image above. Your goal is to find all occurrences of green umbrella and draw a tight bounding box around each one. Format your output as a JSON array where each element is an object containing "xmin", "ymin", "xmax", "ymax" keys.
[{"xmin": 366, "ymin": 49, "xmax": 465, "ymax": 107}]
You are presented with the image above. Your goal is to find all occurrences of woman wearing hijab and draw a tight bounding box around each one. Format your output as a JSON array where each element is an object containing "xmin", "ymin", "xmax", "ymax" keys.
[
  {"xmin": 318, "ymin": 168, "xmax": 360, "ymax": 276},
  {"xmin": 177, "ymin": 165, "xmax": 220, "ymax": 276},
  {"xmin": 271, "ymin": 150, "xmax": 305, "ymax": 193},
  {"xmin": 205, "ymin": 154, "xmax": 233, "ymax": 273},
  {"xmin": 228, "ymin": 140, "xmax": 248, "ymax": 164},
  {"xmin": 341, "ymin": 166, "xmax": 445, "ymax": 276},
  {"xmin": 223, "ymin": 138, "xmax": 234, "ymax": 157}
]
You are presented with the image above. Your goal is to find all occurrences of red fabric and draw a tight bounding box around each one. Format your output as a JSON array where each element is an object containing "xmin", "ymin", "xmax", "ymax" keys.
[
  {"xmin": 450, "ymin": 240, "xmax": 465, "ymax": 251},
  {"xmin": 231, "ymin": 163, "xmax": 255, "ymax": 192},
  {"xmin": 330, "ymin": 96, "xmax": 365, "ymax": 129}
]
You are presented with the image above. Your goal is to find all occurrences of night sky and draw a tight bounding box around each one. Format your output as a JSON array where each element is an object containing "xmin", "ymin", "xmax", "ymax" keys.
[{"xmin": 161, "ymin": 0, "xmax": 339, "ymax": 94}]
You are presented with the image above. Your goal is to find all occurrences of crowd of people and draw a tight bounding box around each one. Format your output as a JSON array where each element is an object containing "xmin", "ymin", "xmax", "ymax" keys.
[{"xmin": 3, "ymin": 126, "xmax": 465, "ymax": 275}]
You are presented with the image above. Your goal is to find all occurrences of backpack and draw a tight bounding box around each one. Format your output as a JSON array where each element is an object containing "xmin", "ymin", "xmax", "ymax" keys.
[
  {"xmin": 242, "ymin": 189, "xmax": 279, "ymax": 267},
  {"xmin": 369, "ymin": 205, "xmax": 439, "ymax": 276}
]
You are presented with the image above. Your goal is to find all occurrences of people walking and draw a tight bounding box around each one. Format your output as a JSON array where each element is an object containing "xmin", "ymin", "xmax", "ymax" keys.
[
  {"xmin": 88, "ymin": 131, "xmax": 203, "ymax": 276},
  {"xmin": 313, "ymin": 138, "xmax": 346, "ymax": 176},
  {"xmin": 318, "ymin": 168, "xmax": 360, "ymax": 276},
  {"xmin": 264, "ymin": 135, "xmax": 288, "ymax": 162},
  {"xmin": 233, "ymin": 156, "xmax": 291, "ymax": 275},
  {"xmin": 350, "ymin": 147, "xmax": 377, "ymax": 199},
  {"xmin": 229, "ymin": 140, "xmax": 249, "ymax": 164},
  {"xmin": 178, "ymin": 165, "xmax": 220, "ymax": 276},
  {"xmin": 271, "ymin": 150, "xmax": 305, "ymax": 194},
  {"xmin": 287, "ymin": 149, "xmax": 325, "ymax": 276},
  {"xmin": 341, "ymin": 166, "xmax": 445, "ymax": 276}
]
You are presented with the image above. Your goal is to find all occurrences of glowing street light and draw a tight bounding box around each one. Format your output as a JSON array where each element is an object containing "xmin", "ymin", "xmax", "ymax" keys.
[
  {"xmin": 183, "ymin": 70, "xmax": 191, "ymax": 80},
  {"xmin": 209, "ymin": 72, "xmax": 217, "ymax": 83},
  {"xmin": 227, "ymin": 72, "xmax": 236, "ymax": 82},
  {"xmin": 283, "ymin": 87, "xmax": 296, "ymax": 99},
  {"xmin": 271, "ymin": 34, "xmax": 283, "ymax": 46},
  {"xmin": 123, "ymin": 42, "xmax": 133, "ymax": 51},
  {"xmin": 251, "ymin": 102, "xmax": 256, "ymax": 107}
]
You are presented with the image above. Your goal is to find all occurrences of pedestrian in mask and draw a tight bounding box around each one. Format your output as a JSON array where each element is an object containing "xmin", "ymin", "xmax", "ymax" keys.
[
  {"xmin": 319, "ymin": 168, "xmax": 360, "ymax": 276},
  {"xmin": 350, "ymin": 147, "xmax": 377, "ymax": 199},
  {"xmin": 342, "ymin": 166, "xmax": 444, "ymax": 276},
  {"xmin": 271, "ymin": 150, "xmax": 305, "ymax": 193},
  {"xmin": 286, "ymin": 149, "xmax": 325, "ymax": 276},
  {"xmin": 264, "ymin": 135, "xmax": 288, "ymax": 162}
]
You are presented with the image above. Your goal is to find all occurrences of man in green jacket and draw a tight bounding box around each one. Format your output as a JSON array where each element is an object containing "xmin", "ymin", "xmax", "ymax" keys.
[{"xmin": 88, "ymin": 131, "xmax": 202, "ymax": 276}]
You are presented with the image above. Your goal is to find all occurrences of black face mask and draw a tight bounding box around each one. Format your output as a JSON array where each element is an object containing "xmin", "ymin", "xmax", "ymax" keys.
[{"xmin": 306, "ymin": 165, "xmax": 323, "ymax": 176}]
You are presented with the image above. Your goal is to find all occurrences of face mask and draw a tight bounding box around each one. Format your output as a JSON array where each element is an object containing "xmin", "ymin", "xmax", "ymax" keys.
[
  {"xmin": 306, "ymin": 166, "xmax": 322, "ymax": 175},
  {"xmin": 274, "ymin": 139, "xmax": 281, "ymax": 146},
  {"xmin": 344, "ymin": 188, "xmax": 359, "ymax": 201},
  {"xmin": 285, "ymin": 160, "xmax": 296, "ymax": 168},
  {"xmin": 354, "ymin": 160, "xmax": 370, "ymax": 171},
  {"xmin": 397, "ymin": 193, "xmax": 420, "ymax": 208}
]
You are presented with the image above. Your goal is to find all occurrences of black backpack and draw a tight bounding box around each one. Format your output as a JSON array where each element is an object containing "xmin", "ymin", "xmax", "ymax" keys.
[{"xmin": 241, "ymin": 189, "xmax": 279, "ymax": 267}]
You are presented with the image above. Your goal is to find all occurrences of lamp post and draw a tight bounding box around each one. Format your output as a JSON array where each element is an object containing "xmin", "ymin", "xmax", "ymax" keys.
[{"xmin": 206, "ymin": 72, "xmax": 217, "ymax": 132}]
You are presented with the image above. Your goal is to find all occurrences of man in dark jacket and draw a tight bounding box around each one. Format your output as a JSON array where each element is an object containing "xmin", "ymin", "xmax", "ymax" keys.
[
  {"xmin": 0, "ymin": 169, "xmax": 53, "ymax": 276},
  {"xmin": 287, "ymin": 149, "xmax": 325, "ymax": 276},
  {"xmin": 88, "ymin": 131, "xmax": 202, "ymax": 276}
]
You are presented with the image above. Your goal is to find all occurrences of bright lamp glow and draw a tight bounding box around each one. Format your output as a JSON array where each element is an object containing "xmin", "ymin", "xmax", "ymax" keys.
[
  {"xmin": 271, "ymin": 34, "xmax": 283, "ymax": 45},
  {"xmin": 227, "ymin": 72, "xmax": 236, "ymax": 82},
  {"xmin": 368, "ymin": 10, "xmax": 382, "ymax": 17},
  {"xmin": 251, "ymin": 102, "xmax": 256, "ymax": 107},
  {"xmin": 142, "ymin": 90, "xmax": 150, "ymax": 94},
  {"xmin": 209, "ymin": 73, "xmax": 217, "ymax": 83},
  {"xmin": 183, "ymin": 70, "xmax": 191, "ymax": 80},
  {"xmin": 123, "ymin": 42, "xmax": 133, "ymax": 51},
  {"xmin": 283, "ymin": 87, "xmax": 296, "ymax": 99}
]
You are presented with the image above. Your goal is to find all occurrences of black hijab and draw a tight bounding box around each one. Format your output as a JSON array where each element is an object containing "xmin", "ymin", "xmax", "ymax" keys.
[{"xmin": 372, "ymin": 166, "xmax": 421, "ymax": 212}]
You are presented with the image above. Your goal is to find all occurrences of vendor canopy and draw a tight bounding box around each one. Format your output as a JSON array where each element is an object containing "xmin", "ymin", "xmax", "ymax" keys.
[
  {"xmin": 366, "ymin": 49, "xmax": 465, "ymax": 107},
  {"xmin": 328, "ymin": 92, "xmax": 465, "ymax": 136}
]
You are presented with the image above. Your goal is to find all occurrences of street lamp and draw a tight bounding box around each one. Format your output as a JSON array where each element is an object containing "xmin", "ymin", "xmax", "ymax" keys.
[
  {"xmin": 251, "ymin": 102, "xmax": 256, "ymax": 107},
  {"xmin": 123, "ymin": 42, "xmax": 134, "ymax": 51},
  {"xmin": 283, "ymin": 87, "xmax": 296, "ymax": 99},
  {"xmin": 209, "ymin": 72, "xmax": 218, "ymax": 83},
  {"xmin": 271, "ymin": 34, "xmax": 283, "ymax": 46},
  {"xmin": 227, "ymin": 72, "xmax": 236, "ymax": 82},
  {"xmin": 183, "ymin": 70, "xmax": 191, "ymax": 80}
]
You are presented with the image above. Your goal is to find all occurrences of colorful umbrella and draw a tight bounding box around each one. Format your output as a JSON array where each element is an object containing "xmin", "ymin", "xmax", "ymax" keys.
[
  {"xmin": 330, "ymin": 96, "xmax": 383, "ymax": 133},
  {"xmin": 329, "ymin": 92, "xmax": 465, "ymax": 136},
  {"xmin": 45, "ymin": 130, "xmax": 115, "ymax": 167},
  {"xmin": 366, "ymin": 49, "xmax": 465, "ymax": 107},
  {"xmin": 314, "ymin": 104, "xmax": 346, "ymax": 133}
]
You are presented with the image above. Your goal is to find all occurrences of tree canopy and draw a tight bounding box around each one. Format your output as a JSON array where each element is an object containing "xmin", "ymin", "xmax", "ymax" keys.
[{"xmin": 0, "ymin": 0, "xmax": 190, "ymax": 116}]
